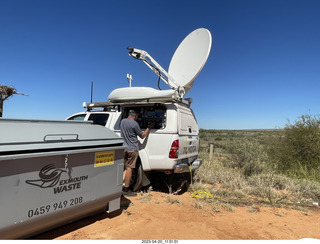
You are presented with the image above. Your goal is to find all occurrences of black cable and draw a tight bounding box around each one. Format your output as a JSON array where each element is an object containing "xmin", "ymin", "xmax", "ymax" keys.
[
  {"xmin": 144, "ymin": 59, "xmax": 162, "ymax": 90},
  {"xmin": 157, "ymin": 68, "xmax": 162, "ymax": 90}
]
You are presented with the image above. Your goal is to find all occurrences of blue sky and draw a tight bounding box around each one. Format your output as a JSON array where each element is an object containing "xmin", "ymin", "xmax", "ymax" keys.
[{"xmin": 1, "ymin": 0, "xmax": 320, "ymax": 129}]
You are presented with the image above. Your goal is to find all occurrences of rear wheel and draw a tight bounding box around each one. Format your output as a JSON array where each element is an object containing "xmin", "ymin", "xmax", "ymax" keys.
[
  {"xmin": 130, "ymin": 159, "xmax": 151, "ymax": 192},
  {"xmin": 129, "ymin": 160, "xmax": 140, "ymax": 190}
]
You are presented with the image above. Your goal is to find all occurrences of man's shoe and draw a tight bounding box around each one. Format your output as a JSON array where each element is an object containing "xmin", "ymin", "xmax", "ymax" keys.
[{"xmin": 122, "ymin": 190, "xmax": 137, "ymax": 197}]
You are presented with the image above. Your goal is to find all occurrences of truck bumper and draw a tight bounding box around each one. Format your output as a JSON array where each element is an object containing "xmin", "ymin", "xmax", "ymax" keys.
[{"xmin": 173, "ymin": 159, "xmax": 203, "ymax": 173}]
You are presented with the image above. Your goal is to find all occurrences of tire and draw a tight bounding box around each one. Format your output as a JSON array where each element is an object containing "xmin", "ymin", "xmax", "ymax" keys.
[
  {"xmin": 130, "ymin": 159, "xmax": 151, "ymax": 192},
  {"xmin": 129, "ymin": 160, "xmax": 140, "ymax": 190},
  {"xmin": 132, "ymin": 163, "xmax": 143, "ymax": 192}
]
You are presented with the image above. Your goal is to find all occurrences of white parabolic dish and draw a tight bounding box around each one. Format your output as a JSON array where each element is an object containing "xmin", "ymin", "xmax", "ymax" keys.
[
  {"xmin": 168, "ymin": 28, "xmax": 212, "ymax": 94},
  {"xmin": 108, "ymin": 28, "xmax": 212, "ymax": 102}
]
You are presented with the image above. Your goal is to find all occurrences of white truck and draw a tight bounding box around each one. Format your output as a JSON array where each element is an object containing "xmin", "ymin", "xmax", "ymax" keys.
[{"xmin": 67, "ymin": 28, "xmax": 212, "ymax": 193}]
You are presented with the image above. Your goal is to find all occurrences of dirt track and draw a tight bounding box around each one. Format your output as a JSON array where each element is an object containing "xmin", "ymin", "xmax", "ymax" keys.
[{"xmin": 32, "ymin": 191, "xmax": 320, "ymax": 240}]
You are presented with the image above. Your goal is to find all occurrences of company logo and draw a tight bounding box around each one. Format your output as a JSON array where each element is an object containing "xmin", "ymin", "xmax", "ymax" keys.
[
  {"xmin": 26, "ymin": 162, "xmax": 88, "ymax": 194},
  {"xmin": 26, "ymin": 164, "xmax": 66, "ymax": 188}
]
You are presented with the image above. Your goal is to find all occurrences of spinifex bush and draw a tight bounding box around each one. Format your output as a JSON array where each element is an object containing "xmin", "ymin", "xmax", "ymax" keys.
[
  {"xmin": 268, "ymin": 114, "xmax": 320, "ymax": 181},
  {"xmin": 195, "ymin": 154, "xmax": 247, "ymax": 190}
]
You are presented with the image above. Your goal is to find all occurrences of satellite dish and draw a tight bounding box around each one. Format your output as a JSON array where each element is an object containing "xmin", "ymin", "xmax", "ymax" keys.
[
  {"xmin": 168, "ymin": 28, "xmax": 212, "ymax": 94},
  {"xmin": 121, "ymin": 28, "xmax": 212, "ymax": 101}
]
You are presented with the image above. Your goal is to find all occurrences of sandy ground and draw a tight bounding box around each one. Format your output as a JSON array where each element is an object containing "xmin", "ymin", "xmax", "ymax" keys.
[{"xmin": 32, "ymin": 191, "xmax": 320, "ymax": 240}]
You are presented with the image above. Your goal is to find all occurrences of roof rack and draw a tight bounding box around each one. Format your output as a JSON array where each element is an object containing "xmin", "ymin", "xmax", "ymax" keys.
[{"xmin": 83, "ymin": 97, "xmax": 192, "ymax": 111}]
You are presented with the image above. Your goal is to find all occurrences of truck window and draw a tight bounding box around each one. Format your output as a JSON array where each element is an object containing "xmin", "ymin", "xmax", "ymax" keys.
[
  {"xmin": 123, "ymin": 105, "xmax": 166, "ymax": 129},
  {"xmin": 88, "ymin": 113, "xmax": 109, "ymax": 126},
  {"xmin": 67, "ymin": 114, "xmax": 86, "ymax": 121}
]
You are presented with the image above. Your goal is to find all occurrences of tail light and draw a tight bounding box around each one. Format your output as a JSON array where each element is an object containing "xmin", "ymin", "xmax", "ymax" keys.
[{"xmin": 169, "ymin": 140, "xmax": 179, "ymax": 159}]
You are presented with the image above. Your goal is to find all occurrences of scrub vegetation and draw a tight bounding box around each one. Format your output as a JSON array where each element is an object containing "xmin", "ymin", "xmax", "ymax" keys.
[{"xmin": 192, "ymin": 114, "xmax": 320, "ymax": 211}]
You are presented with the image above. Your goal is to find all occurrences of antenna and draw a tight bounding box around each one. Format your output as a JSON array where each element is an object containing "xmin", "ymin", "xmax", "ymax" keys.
[
  {"xmin": 90, "ymin": 81, "xmax": 93, "ymax": 103},
  {"xmin": 127, "ymin": 74, "xmax": 133, "ymax": 87}
]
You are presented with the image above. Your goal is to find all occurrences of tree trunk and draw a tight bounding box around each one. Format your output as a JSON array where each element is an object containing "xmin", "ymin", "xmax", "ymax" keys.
[{"xmin": 0, "ymin": 98, "xmax": 3, "ymax": 117}]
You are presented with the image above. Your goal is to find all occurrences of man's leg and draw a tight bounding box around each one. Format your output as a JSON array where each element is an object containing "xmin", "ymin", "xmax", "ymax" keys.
[
  {"xmin": 122, "ymin": 151, "xmax": 138, "ymax": 196},
  {"xmin": 124, "ymin": 167, "xmax": 133, "ymax": 188},
  {"xmin": 123, "ymin": 168, "xmax": 127, "ymax": 182}
]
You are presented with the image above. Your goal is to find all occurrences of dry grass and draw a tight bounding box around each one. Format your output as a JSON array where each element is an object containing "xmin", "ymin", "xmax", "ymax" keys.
[{"xmin": 193, "ymin": 130, "xmax": 320, "ymax": 211}]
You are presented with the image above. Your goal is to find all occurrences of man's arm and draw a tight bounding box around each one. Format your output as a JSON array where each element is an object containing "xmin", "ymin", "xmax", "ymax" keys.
[
  {"xmin": 139, "ymin": 127, "xmax": 150, "ymax": 139},
  {"xmin": 139, "ymin": 122, "xmax": 154, "ymax": 139}
]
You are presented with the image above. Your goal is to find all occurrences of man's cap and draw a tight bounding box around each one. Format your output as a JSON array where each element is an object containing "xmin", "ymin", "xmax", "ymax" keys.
[{"xmin": 129, "ymin": 110, "xmax": 137, "ymax": 116}]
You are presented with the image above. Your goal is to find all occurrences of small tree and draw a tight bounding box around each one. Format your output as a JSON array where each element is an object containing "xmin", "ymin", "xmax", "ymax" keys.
[{"xmin": 0, "ymin": 85, "xmax": 27, "ymax": 117}]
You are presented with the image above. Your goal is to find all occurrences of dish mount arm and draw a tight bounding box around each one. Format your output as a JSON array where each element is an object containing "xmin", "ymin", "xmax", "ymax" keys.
[{"xmin": 127, "ymin": 47, "xmax": 186, "ymax": 97}]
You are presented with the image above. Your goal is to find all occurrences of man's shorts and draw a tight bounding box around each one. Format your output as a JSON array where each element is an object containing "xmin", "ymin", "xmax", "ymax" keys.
[{"xmin": 124, "ymin": 150, "xmax": 139, "ymax": 169}]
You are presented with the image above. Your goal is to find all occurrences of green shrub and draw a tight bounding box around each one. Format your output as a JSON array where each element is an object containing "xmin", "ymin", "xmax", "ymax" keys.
[
  {"xmin": 268, "ymin": 114, "xmax": 320, "ymax": 181},
  {"xmin": 291, "ymin": 179, "xmax": 320, "ymax": 202},
  {"xmin": 222, "ymin": 138, "xmax": 268, "ymax": 177}
]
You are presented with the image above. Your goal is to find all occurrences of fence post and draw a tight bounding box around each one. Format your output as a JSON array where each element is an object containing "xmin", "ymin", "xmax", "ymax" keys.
[{"xmin": 209, "ymin": 143, "xmax": 213, "ymax": 162}]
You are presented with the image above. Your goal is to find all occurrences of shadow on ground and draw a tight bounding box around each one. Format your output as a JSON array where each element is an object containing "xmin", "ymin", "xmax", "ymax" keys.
[{"xmin": 31, "ymin": 196, "xmax": 132, "ymax": 240}]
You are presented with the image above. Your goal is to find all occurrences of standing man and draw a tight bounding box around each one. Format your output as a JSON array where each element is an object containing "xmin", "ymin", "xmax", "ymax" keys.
[{"xmin": 120, "ymin": 109, "xmax": 152, "ymax": 196}]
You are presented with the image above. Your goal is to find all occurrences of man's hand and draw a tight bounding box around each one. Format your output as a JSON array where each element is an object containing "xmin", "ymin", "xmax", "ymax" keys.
[{"xmin": 148, "ymin": 122, "xmax": 155, "ymax": 129}]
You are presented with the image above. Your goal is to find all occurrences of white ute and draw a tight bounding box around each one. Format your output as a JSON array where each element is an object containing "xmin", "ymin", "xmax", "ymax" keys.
[{"xmin": 67, "ymin": 28, "xmax": 212, "ymax": 193}]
